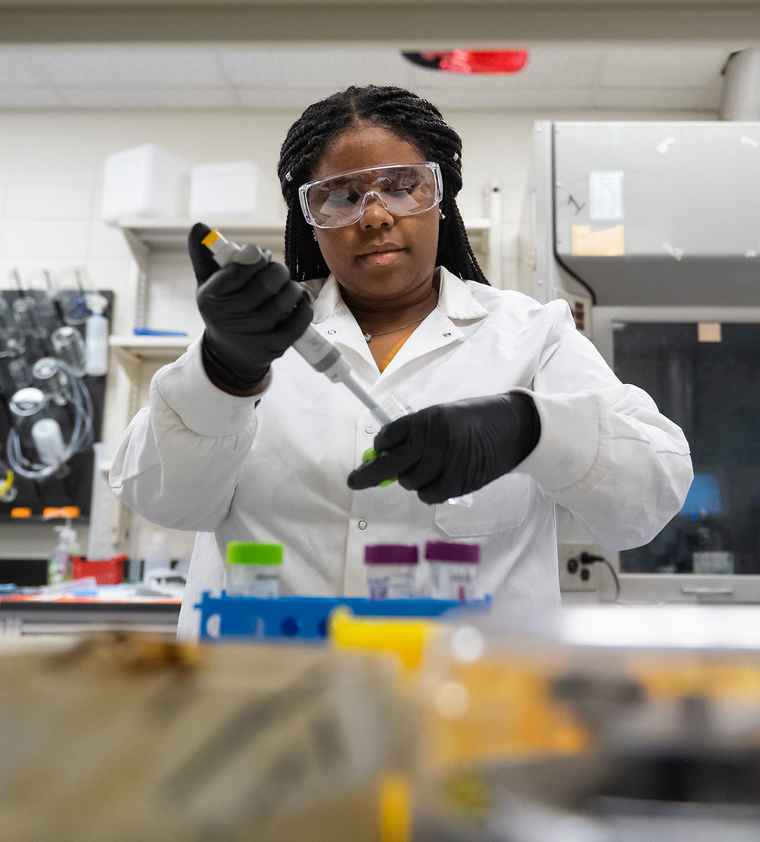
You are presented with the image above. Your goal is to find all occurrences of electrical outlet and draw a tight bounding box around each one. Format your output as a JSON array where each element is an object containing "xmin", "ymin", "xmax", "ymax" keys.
[{"xmin": 558, "ymin": 543, "xmax": 603, "ymax": 593}]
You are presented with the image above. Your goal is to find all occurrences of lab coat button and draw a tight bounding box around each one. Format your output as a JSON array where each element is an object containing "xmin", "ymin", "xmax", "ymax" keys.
[
  {"xmin": 365, "ymin": 425, "xmax": 375, "ymax": 434},
  {"xmin": 327, "ymin": 329, "xmax": 337, "ymax": 335},
  {"xmin": 358, "ymin": 519, "xmax": 368, "ymax": 530},
  {"xmin": 443, "ymin": 332, "xmax": 451, "ymax": 337}
]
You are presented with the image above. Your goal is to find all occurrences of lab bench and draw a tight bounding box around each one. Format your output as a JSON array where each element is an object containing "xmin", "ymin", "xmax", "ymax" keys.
[{"xmin": 0, "ymin": 588, "xmax": 180, "ymax": 636}]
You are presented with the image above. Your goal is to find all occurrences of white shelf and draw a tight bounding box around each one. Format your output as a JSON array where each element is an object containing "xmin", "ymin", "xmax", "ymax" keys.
[
  {"xmin": 108, "ymin": 334, "xmax": 192, "ymax": 358},
  {"xmin": 109, "ymin": 334, "xmax": 191, "ymax": 366},
  {"xmin": 117, "ymin": 216, "xmax": 490, "ymax": 257},
  {"xmin": 116, "ymin": 218, "xmax": 287, "ymax": 258}
]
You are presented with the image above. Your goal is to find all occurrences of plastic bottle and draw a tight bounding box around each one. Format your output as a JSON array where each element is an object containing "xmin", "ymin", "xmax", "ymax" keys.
[
  {"xmin": 85, "ymin": 293, "xmax": 109, "ymax": 377},
  {"xmin": 364, "ymin": 543, "xmax": 419, "ymax": 600},
  {"xmin": 48, "ymin": 519, "xmax": 79, "ymax": 585},
  {"xmin": 425, "ymin": 540, "xmax": 480, "ymax": 602},
  {"xmin": 32, "ymin": 417, "xmax": 68, "ymax": 468},
  {"xmin": 225, "ymin": 542, "xmax": 282, "ymax": 598}
]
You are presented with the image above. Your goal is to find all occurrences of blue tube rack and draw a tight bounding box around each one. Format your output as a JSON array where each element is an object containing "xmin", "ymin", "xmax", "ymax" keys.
[{"xmin": 196, "ymin": 592, "xmax": 490, "ymax": 641}]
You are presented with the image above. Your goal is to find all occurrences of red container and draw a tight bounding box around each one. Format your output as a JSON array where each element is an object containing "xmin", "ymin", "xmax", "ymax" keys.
[{"xmin": 72, "ymin": 555, "xmax": 127, "ymax": 585}]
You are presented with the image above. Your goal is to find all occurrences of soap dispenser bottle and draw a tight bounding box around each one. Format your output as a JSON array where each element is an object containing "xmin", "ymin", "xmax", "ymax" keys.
[{"xmin": 49, "ymin": 519, "xmax": 79, "ymax": 585}]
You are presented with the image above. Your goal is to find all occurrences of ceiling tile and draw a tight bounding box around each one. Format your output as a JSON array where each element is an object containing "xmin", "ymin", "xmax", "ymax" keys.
[
  {"xmin": 0, "ymin": 43, "xmax": 736, "ymax": 114},
  {"xmin": 29, "ymin": 48, "xmax": 229, "ymax": 88},
  {"xmin": 216, "ymin": 47, "xmax": 413, "ymax": 89}
]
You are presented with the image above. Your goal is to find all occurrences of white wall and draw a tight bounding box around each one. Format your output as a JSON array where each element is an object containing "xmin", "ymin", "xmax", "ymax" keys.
[{"xmin": 0, "ymin": 105, "xmax": 713, "ymax": 561}]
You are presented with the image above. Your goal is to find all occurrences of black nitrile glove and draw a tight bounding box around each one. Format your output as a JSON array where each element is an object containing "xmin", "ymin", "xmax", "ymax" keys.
[
  {"xmin": 189, "ymin": 222, "xmax": 313, "ymax": 392},
  {"xmin": 347, "ymin": 392, "xmax": 541, "ymax": 505}
]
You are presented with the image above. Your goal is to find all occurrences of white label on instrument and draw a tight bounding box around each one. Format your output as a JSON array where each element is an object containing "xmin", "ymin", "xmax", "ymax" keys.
[{"xmin": 589, "ymin": 170, "xmax": 624, "ymax": 221}]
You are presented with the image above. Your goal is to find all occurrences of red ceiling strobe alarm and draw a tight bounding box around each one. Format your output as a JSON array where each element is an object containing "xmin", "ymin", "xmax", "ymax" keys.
[{"xmin": 403, "ymin": 50, "xmax": 529, "ymax": 74}]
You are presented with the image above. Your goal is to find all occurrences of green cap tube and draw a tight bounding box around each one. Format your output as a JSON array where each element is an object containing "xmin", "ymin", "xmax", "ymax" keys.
[{"xmin": 226, "ymin": 542, "xmax": 283, "ymax": 566}]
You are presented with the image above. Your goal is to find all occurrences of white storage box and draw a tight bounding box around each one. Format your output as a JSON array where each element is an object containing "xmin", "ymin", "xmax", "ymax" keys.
[
  {"xmin": 101, "ymin": 143, "xmax": 191, "ymax": 224},
  {"xmin": 189, "ymin": 161, "xmax": 259, "ymax": 218}
]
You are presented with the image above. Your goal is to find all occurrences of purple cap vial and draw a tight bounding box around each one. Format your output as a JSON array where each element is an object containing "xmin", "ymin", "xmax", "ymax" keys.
[
  {"xmin": 364, "ymin": 544, "xmax": 419, "ymax": 565},
  {"xmin": 424, "ymin": 541, "xmax": 480, "ymax": 564}
]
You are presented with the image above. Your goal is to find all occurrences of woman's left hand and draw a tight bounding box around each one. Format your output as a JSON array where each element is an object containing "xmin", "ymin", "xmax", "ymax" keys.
[{"xmin": 347, "ymin": 392, "xmax": 541, "ymax": 504}]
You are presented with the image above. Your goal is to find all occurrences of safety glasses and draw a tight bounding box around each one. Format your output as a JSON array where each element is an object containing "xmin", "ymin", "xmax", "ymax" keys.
[{"xmin": 299, "ymin": 161, "xmax": 443, "ymax": 229}]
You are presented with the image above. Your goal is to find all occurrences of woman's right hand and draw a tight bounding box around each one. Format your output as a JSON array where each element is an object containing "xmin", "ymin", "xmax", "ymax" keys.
[{"xmin": 189, "ymin": 222, "xmax": 313, "ymax": 394}]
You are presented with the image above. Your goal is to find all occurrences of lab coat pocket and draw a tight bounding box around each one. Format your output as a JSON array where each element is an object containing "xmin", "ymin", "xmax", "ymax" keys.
[{"xmin": 433, "ymin": 473, "xmax": 531, "ymax": 538}]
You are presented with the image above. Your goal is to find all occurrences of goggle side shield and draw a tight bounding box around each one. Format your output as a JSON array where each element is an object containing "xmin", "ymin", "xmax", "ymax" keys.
[{"xmin": 298, "ymin": 162, "xmax": 443, "ymax": 229}]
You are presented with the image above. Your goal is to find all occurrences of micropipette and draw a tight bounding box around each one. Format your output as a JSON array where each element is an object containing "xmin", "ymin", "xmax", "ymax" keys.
[
  {"xmin": 202, "ymin": 229, "xmax": 471, "ymax": 507},
  {"xmin": 200, "ymin": 229, "xmax": 393, "ymax": 425}
]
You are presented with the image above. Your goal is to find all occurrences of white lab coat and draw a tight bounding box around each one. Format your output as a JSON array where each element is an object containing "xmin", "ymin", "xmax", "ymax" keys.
[{"xmin": 110, "ymin": 268, "xmax": 692, "ymax": 638}]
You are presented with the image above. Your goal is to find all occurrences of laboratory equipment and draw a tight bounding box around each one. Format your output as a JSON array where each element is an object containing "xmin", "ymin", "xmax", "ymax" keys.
[
  {"xmin": 84, "ymin": 292, "xmax": 109, "ymax": 376},
  {"xmin": 55, "ymin": 267, "xmax": 90, "ymax": 325},
  {"xmin": 31, "ymin": 417, "xmax": 68, "ymax": 468},
  {"xmin": 195, "ymin": 592, "xmax": 487, "ymax": 640},
  {"xmin": 9, "ymin": 385, "xmax": 49, "ymax": 427},
  {"xmin": 224, "ymin": 541, "xmax": 282, "ymax": 598},
  {"xmin": 205, "ymin": 228, "xmax": 473, "ymax": 507},
  {"xmin": 6, "ymin": 355, "xmax": 33, "ymax": 390},
  {"xmin": 0, "ymin": 297, "xmax": 25, "ymax": 357},
  {"xmin": 364, "ymin": 543, "xmax": 419, "ymax": 600},
  {"xmin": 201, "ymin": 228, "xmax": 397, "ymax": 425},
  {"xmin": 0, "ymin": 457, "xmax": 15, "ymax": 503},
  {"xmin": 0, "ymin": 287, "xmax": 111, "ymax": 520},
  {"xmin": 24, "ymin": 269, "xmax": 58, "ymax": 321},
  {"xmin": 6, "ymin": 361, "xmax": 94, "ymax": 480},
  {"xmin": 521, "ymin": 119, "xmax": 760, "ymax": 602},
  {"xmin": 32, "ymin": 356, "xmax": 71, "ymax": 406},
  {"xmin": 362, "ymin": 394, "xmax": 474, "ymax": 507},
  {"xmin": 50, "ymin": 324, "xmax": 87, "ymax": 377},
  {"xmin": 8, "ymin": 387, "xmax": 66, "ymax": 471},
  {"xmin": 425, "ymin": 540, "xmax": 480, "ymax": 601},
  {"xmin": 522, "ymin": 120, "xmax": 760, "ymax": 310},
  {"xmin": 12, "ymin": 295, "xmax": 46, "ymax": 341}
]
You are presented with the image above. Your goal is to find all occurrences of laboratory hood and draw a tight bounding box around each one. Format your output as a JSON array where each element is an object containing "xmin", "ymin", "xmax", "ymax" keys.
[
  {"xmin": 522, "ymin": 120, "xmax": 760, "ymax": 602},
  {"xmin": 522, "ymin": 120, "xmax": 760, "ymax": 310}
]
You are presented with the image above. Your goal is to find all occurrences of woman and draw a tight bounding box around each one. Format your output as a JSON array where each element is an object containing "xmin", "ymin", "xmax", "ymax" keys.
[{"xmin": 110, "ymin": 85, "xmax": 692, "ymax": 638}]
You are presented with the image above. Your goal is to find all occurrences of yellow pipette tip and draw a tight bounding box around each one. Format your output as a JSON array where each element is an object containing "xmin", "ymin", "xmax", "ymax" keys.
[{"xmin": 201, "ymin": 229, "xmax": 220, "ymax": 248}]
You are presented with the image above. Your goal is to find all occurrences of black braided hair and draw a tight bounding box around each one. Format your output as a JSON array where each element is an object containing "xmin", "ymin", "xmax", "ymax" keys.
[{"xmin": 277, "ymin": 85, "xmax": 489, "ymax": 285}]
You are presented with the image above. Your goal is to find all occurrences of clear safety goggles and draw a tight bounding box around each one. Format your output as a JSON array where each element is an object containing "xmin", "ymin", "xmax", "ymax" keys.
[{"xmin": 298, "ymin": 161, "xmax": 443, "ymax": 229}]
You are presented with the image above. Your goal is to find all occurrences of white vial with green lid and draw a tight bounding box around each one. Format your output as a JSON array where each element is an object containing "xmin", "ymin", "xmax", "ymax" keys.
[{"xmin": 225, "ymin": 542, "xmax": 282, "ymax": 598}]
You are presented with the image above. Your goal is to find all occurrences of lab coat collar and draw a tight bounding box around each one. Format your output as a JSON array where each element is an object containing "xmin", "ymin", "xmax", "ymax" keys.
[
  {"xmin": 309, "ymin": 266, "xmax": 489, "ymax": 325},
  {"xmin": 436, "ymin": 266, "xmax": 490, "ymax": 321}
]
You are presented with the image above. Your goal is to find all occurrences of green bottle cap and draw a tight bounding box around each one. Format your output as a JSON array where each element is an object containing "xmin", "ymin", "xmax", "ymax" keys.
[{"xmin": 226, "ymin": 542, "xmax": 283, "ymax": 566}]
